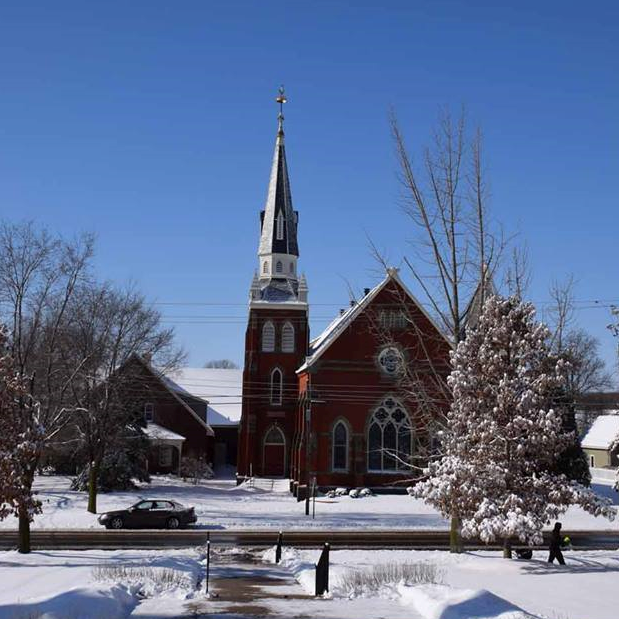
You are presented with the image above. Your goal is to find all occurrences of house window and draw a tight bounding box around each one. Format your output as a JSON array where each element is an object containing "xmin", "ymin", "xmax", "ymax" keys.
[
  {"xmin": 159, "ymin": 445, "xmax": 173, "ymax": 467},
  {"xmin": 332, "ymin": 421, "xmax": 348, "ymax": 471},
  {"xmin": 263, "ymin": 261, "xmax": 268, "ymax": 274},
  {"xmin": 276, "ymin": 212, "xmax": 284, "ymax": 240},
  {"xmin": 262, "ymin": 321, "xmax": 275, "ymax": 352},
  {"xmin": 276, "ymin": 260, "xmax": 283, "ymax": 273},
  {"xmin": 270, "ymin": 368, "xmax": 283, "ymax": 405},
  {"xmin": 281, "ymin": 322, "xmax": 295, "ymax": 352},
  {"xmin": 367, "ymin": 396, "xmax": 412, "ymax": 472},
  {"xmin": 144, "ymin": 402, "xmax": 154, "ymax": 422}
]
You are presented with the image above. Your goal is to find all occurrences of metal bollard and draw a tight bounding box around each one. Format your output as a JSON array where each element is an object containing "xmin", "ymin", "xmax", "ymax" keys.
[
  {"xmin": 315, "ymin": 542, "xmax": 330, "ymax": 596},
  {"xmin": 204, "ymin": 533, "xmax": 211, "ymax": 594},
  {"xmin": 275, "ymin": 530, "xmax": 283, "ymax": 564}
]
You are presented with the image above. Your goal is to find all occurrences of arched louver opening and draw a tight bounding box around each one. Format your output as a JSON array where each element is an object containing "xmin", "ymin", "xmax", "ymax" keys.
[
  {"xmin": 262, "ymin": 321, "xmax": 275, "ymax": 352},
  {"xmin": 281, "ymin": 322, "xmax": 295, "ymax": 352},
  {"xmin": 276, "ymin": 260, "xmax": 283, "ymax": 273},
  {"xmin": 270, "ymin": 368, "xmax": 283, "ymax": 404}
]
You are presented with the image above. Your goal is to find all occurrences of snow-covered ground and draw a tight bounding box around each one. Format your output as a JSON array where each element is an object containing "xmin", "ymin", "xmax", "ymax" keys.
[
  {"xmin": 3, "ymin": 545, "xmax": 616, "ymax": 619},
  {"xmin": 0, "ymin": 548, "xmax": 203, "ymax": 618},
  {"xmin": 266, "ymin": 546, "xmax": 619, "ymax": 619},
  {"xmin": 0, "ymin": 474, "xmax": 616, "ymax": 532}
]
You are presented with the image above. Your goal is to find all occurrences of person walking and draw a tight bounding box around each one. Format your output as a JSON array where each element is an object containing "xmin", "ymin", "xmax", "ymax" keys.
[{"xmin": 548, "ymin": 521, "xmax": 566, "ymax": 565}]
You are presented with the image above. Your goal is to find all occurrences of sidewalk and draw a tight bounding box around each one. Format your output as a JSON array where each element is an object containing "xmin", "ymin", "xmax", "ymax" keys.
[{"xmin": 131, "ymin": 548, "xmax": 420, "ymax": 618}]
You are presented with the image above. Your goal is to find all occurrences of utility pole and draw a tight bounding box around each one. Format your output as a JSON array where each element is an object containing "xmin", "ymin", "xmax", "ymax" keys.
[{"xmin": 304, "ymin": 379, "xmax": 325, "ymax": 516}]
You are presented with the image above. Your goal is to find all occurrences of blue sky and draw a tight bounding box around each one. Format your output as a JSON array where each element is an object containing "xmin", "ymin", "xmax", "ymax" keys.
[{"xmin": 0, "ymin": 1, "xmax": 617, "ymax": 375}]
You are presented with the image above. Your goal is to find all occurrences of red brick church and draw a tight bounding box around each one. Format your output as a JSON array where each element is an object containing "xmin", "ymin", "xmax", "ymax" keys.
[{"xmin": 237, "ymin": 94, "xmax": 452, "ymax": 494}]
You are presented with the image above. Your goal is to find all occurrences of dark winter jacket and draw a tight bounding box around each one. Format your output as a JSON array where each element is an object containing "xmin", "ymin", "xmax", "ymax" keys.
[{"xmin": 550, "ymin": 528, "xmax": 562, "ymax": 550}]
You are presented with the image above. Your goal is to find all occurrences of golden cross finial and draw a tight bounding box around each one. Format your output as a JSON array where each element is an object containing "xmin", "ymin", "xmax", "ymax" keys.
[
  {"xmin": 276, "ymin": 85, "xmax": 287, "ymax": 117},
  {"xmin": 276, "ymin": 85, "xmax": 287, "ymax": 135}
]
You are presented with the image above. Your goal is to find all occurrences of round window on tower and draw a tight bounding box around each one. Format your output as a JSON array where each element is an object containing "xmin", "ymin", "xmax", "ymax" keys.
[{"xmin": 377, "ymin": 346, "xmax": 404, "ymax": 376}]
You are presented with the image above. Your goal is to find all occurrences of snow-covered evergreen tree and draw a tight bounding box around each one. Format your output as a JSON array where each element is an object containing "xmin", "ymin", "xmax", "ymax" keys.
[
  {"xmin": 0, "ymin": 327, "xmax": 42, "ymax": 551},
  {"xmin": 414, "ymin": 295, "xmax": 615, "ymax": 556}
]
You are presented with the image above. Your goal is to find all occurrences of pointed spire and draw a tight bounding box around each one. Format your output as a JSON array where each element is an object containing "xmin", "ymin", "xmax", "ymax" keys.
[{"xmin": 258, "ymin": 86, "xmax": 299, "ymax": 265}]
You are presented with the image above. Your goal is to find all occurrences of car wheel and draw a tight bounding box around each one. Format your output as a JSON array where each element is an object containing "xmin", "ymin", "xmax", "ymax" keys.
[
  {"xmin": 166, "ymin": 517, "xmax": 180, "ymax": 530},
  {"xmin": 109, "ymin": 516, "xmax": 123, "ymax": 529}
]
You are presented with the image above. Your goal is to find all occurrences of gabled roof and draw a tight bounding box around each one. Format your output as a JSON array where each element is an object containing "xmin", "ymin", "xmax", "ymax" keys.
[
  {"xmin": 161, "ymin": 367, "xmax": 242, "ymax": 426},
  {"xmin": 258, "ymin": 117, "xmax": 299, "ymax": 258},
  {"xmin": 297, "ymin": 268, "xmax": 451, "ymax": 373},
  {"xmin": 132, "ymin": 355, "xmax": 214, "ymax": 437},
  {"xmin": 581, "ymin": 414, "xmax": 619, "ymax": 450},
  {"xmin": 462, "ymin": 264, "xmax": 497, "ymax": 334}
]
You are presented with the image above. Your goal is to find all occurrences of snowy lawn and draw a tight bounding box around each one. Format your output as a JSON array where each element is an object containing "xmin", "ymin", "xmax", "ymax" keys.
[
  {"xmin": 0, "ymin": 548, "xmax": 202, "ymax": 618},
  {"xmin": 266, "ymin": 546, "xmax": 619, "ymax": 619},
  {"xmin": 0, "ymin": 474, "xmax": 616, "ymax": 532}
]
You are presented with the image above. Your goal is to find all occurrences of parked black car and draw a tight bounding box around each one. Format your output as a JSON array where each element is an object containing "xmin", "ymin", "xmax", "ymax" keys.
[{"xmin": 98, "ymin": 499, "xmax": 197, "ymax": 529}]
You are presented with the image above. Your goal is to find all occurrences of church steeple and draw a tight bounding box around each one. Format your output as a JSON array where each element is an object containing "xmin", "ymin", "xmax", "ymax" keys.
[{"xmin": 258, "ymin": 86, "xmax": 299, "ymax": 281}]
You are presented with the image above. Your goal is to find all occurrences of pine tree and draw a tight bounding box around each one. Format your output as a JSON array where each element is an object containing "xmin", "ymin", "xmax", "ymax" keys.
[
  {"xmin": 0, "ymin": 327, "xmax": 42, "ymax": 552},
  {"xmin": 413, "ymin": 295, "xmax": 615, "ymax": 557}
]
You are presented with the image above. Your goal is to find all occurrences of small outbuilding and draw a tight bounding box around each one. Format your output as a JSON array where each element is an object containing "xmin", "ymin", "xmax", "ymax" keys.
[{"xmin": 581, "ymin": 414, "xmax": 619, "ymax": 469}]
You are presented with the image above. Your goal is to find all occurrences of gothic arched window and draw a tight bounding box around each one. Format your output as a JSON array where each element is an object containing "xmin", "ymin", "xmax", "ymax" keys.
[
  {"xmin": 276, "ymin": 261, "xmax": 283, "ymax": 273},
  {"xmin": 263, "ymin": 261, "xmax": 268, "ymax": 274},
  {"xmin": 270, "ymin": 368, "xmax": 283, "ymax": 405},
  {"xmin": 262, "ymin": 321, "xmax": 275, "ymax": 352},
  {"xmin": 367, "ymin": 397, "xmax": 412, "ymax": 472},
  {"xmin": 332, "ymin": 421, "xmax": 348, "ymax": 471},
  {"xmin": 281, "ymin": 322, "xmax": 295, "ymax": 352}
]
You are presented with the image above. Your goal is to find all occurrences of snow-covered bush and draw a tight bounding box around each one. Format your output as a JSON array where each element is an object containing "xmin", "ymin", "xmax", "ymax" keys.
[
  {"xmin": 359, "ymin": 488, "xmax": 373, "ymax": 497},
  {"xmin": 338, "ymin": 562, "xmax": 442, "ymax": 597},
  {"xmin": 72, "ymin": 444, "xmax": 150, "ymax": 493},
  {"xmin": 349, "ymin": 488, "xmax": 360, "ymax": 498},
  {"xmin": 180, "ymin": 456, "xmax": 214, "ymax": 484},
  {"xmin": 413, "ymin": 295, "xmax": 615, "ymax": 552},
  {"xmin": 335, "ymin": 487, "xmax": 348, "ymax": 496},
  {"xmin": 92, "ymin": 564, "xmax": 196, "ymax": 598}
]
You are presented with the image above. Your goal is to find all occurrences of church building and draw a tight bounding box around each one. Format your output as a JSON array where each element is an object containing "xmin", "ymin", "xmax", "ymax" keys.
[{"xmin": 237, "ymin": 92, "xmax": 452, "ymax": 493}]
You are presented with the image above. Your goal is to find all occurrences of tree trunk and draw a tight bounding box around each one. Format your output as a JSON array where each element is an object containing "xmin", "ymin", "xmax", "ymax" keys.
[
  {"xmin": 87, "ymin": 461, "xmax": 99, "ymax": 514},
  {"xmin": 503, "ymin": 538, "xmax": 512, "ymax": 559},
  {"xmin": 450, "ymin": 514, "xmax": 462, "ymax": 553},
  {"xmin": 18, "ymin": 508, "xmax": 31, "ymax": 554}
]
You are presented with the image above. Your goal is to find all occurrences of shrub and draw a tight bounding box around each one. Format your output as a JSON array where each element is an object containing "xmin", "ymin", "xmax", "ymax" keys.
[{"xmin": 337, "ymin": 562, "xmax": 442, "ymax": 596}]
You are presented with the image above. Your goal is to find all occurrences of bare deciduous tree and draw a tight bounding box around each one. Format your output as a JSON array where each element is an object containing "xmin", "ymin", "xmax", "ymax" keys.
[
  {"xmin": 385, "ymin": 108, "xmax": 504, "ymax": 551},
  {"xmin": 204, "ymin": 359, "xmax": 238, "ymax": 369},
  {"xmin": 61, "ymin": 282, "xmax": 184, "ymax": 513},
  {"xmin": 0, "ymin": 221, "xmax": 94, "ymax": 552}
]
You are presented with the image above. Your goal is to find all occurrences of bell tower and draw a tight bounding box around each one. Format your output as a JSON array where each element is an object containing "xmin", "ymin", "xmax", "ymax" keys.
[{"xmin": 238, "ymin": 88, "xmax": 309, "ymax": 480}]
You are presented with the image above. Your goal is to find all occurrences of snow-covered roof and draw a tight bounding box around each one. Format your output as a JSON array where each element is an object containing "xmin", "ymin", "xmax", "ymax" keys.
[
  {"xmin": 161, "ymin": 367, "xmax": 242, "ymax": 426},
  {"xmin": 298, "ymin": 268, "xmax": 450, "ymax": 373},
  {"xmin": 581, "ymin": 414, "xmax": 619, "ymax": 450},
  {"xmin": 144, "ymin": 423, "xmax": 186, "ymax": 442}
]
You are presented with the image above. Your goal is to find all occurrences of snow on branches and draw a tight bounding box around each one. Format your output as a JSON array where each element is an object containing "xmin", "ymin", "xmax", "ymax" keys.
[
  {"xmin": 0, "ymin": 327, "xmax": 42, "ymax": 523},
  {"xmin": 413, "ymin": 295, "xmax": 615, "ymax": 546}
]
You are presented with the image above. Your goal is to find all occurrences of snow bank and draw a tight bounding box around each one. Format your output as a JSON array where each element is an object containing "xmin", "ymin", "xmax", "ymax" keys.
[
  {"xmin": 0, "ymin": 585, "xmax": 137, "ymax": 619},
  {"xmin": 399, "ymin": 583, "xmax": 538, "ymax": 619}
]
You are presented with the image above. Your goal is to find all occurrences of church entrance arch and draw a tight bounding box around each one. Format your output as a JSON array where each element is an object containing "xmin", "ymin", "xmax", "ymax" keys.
[{"xmin": 263, "ymin": 425, "xmax": 286, "ymax": 477}]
